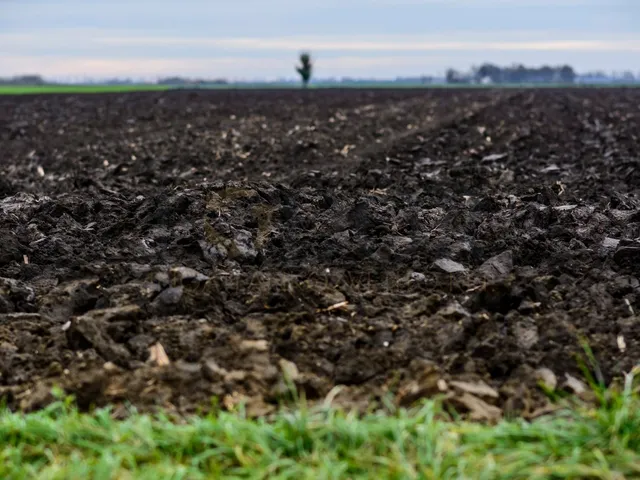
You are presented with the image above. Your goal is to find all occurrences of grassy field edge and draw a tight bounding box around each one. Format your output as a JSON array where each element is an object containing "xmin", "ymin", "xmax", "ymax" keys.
[
  {"xmin": 1, "ymin": 385, "xmax": 639, "ymax": 479},
  {"xmin": 1, "ymin": 83, "xmax": 640, "ymax": 95}
]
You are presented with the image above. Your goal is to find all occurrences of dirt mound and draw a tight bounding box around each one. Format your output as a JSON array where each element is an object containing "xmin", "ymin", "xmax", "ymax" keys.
[{"xmin": 1, "ymin": 88, "xmax": 639, "ymax": 419}]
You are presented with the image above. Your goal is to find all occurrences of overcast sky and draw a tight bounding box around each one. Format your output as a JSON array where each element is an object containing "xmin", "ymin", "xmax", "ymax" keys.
[{"xmin": 1, "ymin": 0, "xmax": 638, "ymax": 80}]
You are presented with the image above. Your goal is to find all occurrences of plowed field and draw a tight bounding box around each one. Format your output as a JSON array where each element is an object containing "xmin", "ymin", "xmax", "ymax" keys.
[{"xmin": 1, "ymin": 87, "xmax": 639, "ymax": 419}]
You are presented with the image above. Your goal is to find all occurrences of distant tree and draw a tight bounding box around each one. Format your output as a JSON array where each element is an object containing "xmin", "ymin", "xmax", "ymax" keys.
[
  {"xmin": 621, "ymin": 71, "xmax": 635, "ymax": 83},
  {"xmin": 447, "ymin": 63, "xmax": 579, "ymax": 85},
  {"xmin": 296, "ymin": 52, "xmax": 313, "ymax": 87},
  {"xmin": 445, "ymin": 69, "xmax": 456, "ymax": 84},
  {"xmin": 513, "ymin": 64, "xmax": 527, "ymax": 83},
  {"xmin": 475, "ymin": 63, "xmax": 502, "ymax": 83},
  {"xmin": 1, "ymin": 75, "xmax": 46, "ymax": 85},
  {"xmin": 446, "ymin": 68, "xmax": 469, "ymax": 84},
  {"xmin": 558, "ymin": 65, "xmax": 576, "ymax": 84},
  {"xmin": 539, "ymin": 66, "xmax": 555, "ymax": 83}
]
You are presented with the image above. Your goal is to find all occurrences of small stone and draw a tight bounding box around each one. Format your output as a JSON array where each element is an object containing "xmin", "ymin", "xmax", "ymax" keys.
[
  {"xmin": 449, "ymin": 240, "xmax": 472, "ymax": 259},
  {"xmin": 553, "ymin": 205, "xmax": 578, "ymax": 212},
  {"xmin": 170, "ymin": 266, "xmax": 209, "ymax": 284},
  {"xmin": 398, "ymin": 271, "xmax": 426, "ymax": 285},
  {"xmin": 535, "ymin": 368, "xmax": 557, "ymax": 391},
  {"xmin": 540, "ymin": 164, "xmax": 560, "ymax": 173},
  {"xmin": 449, "ymin": 380, "xmax": 499, "ymax": 398},
  {"xmin": 513, "ymin": 321, "xmax": 539, "ymax": 349},
  {"xmin": 231, "ymin": 229, "xmax": 258, "ymax": 261},
  {"xmin": 103, "ymin": 362, "xmax": 120, "ymax": 372},
  {"xmin": 517, "ymin": 300, "xmax": 541, "ymax": 314},
  {"xmin": 602, "ymin": 237, "xmax": 620, "ymax": 249},
  {"xmin": 434, "ymin": 258, "xmax": 466, "ymax": 274},
  {"xmin": 438, "ymin": 302, "xmax": 471, "ymax": 318},
  {"xmin": 448, "ymin": 393, "xmax": 502, "ymax": 422},
  {"xmin": 477, "ymin": 250, "xmax": 513, "ymax": 281},
  {"xmin": 153, "ymin": 287, "xmax": 183, "ymax": 306},
  {"xmin": 154, "ymin": 272, "xmax": 170, "ymax": 286},
  {"xmin": 482, "ymin": 153, "xmax": 508, "ymax": 163},
  {"xmin": 148, "ymin": 343, "xmax": 170, "ymax": 367},
  {"xmin": 279, "ymin": 359, "xmax": 300, "ymax": 382},
  {"xmin": 408, "ymin": 271, "xmax": 426, "ymax": 283},
  {"xmin": 239, "ymin": 339, "xmax": 269, "ymax": 352},
  {"xmin": 563, "ymin": 374, "xmax": 587, "ymax": 395}
]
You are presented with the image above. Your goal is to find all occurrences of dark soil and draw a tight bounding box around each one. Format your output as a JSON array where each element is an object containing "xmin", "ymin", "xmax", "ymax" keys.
[{"xmin": 1, "ymin": 88, "xmax": 639, "ymax": 419}]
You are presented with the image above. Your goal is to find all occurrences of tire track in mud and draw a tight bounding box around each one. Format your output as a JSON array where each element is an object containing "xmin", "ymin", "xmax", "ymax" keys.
[
  {"xmin": 287, "ymin": 89, "xmax": 512, "ymax": 189},
  {"xmin": 344, "ymin": 88, "xmax": 630, "ymax": 198},
  {"xmin": 357, "ymin": 89, "xmax": 522, "ymax": 163}
]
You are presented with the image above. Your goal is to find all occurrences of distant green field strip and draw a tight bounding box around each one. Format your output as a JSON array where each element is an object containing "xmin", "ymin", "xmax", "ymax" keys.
[
  {"xmin": 0, "ymin": 85, "xmax": 172, "ymax": 95},
  {"xmin": 1, "ymin": 83, "xmax": 638, "ymax": 95}
]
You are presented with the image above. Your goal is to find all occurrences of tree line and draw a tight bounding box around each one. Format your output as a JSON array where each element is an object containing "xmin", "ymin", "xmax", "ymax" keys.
[
  {"xmin": 0, "ymin": 75, "xmax": 46, "ymax": 85},
  {"xmin": 446, "ymin": 63, "xmax": 577, "ymax": 84},
  {"xmin": 292, "ymin": 56, "xmax": 580, "ymax": 87},
  {"xmin": 5, "ymin": 57, "xmax": 634, "ymax": 88}
]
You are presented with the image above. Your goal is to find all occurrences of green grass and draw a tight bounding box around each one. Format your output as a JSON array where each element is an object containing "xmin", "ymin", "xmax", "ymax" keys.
[
  {"xmin": 1, "ymin": 83, "xmax": 638, "ymax": 96},
  {"xmin": 1, "ymin": 384, "xmax": 639, "ymax": 479},
  {"xmin": 0, "ymin": 84, "xmax": 172, "ymax": 95}
]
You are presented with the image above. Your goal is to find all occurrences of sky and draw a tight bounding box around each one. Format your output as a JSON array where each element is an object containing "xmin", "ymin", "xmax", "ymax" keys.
[{"xmin": 0, "ymin": 0, "xmax": 638, "ymax": 81}]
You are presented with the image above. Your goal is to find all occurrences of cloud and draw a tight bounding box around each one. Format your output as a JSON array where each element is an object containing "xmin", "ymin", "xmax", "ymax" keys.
[
  {"xmin": 2, "ymin": 22, "xmax": 638, "ymax": 79},
  {"xmin": 0, "ymin": 56, "xmax": 278, "ymax": 78},
  {"xmin": 0, "ymin": 54, "xmax": 457, "ymax": 77},
  {"xmin": 94, "ymin": 36, "xmax": 640, "ymax": 52},
  {"xmin": 6, "ymin": 29, "xmax": 640, "ymax": 57}
]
